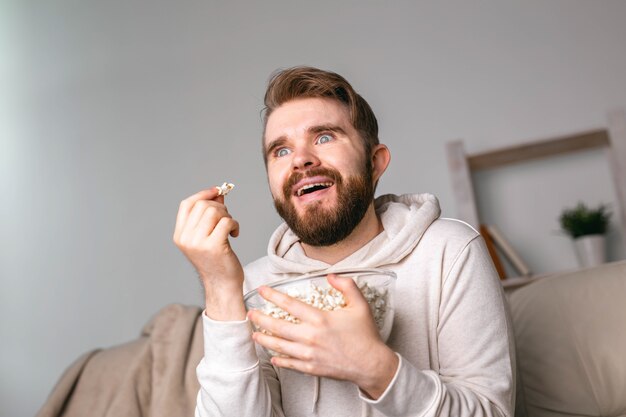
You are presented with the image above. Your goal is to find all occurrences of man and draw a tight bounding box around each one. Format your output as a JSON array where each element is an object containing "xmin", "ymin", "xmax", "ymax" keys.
[{"xmin": 174, "ymin": 67, "xmax": 515, "ymax": 416}]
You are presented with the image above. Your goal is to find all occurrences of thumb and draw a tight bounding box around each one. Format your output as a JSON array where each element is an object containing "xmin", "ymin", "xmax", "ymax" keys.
[{"xmin": 327, "ymin": 274, "xmax": 366, "ymax": 306}]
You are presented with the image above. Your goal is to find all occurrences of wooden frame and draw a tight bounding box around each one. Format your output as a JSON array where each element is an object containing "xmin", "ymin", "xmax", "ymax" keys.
[{"xmin": 446, "ymin": 108, "xmax": 626, "ymax": 253}]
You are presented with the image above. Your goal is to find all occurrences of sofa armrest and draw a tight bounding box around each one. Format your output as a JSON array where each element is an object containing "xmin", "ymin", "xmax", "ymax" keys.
[{"xmin": 508, "ymin": 261, "xmax": 626, "ymax": 417}]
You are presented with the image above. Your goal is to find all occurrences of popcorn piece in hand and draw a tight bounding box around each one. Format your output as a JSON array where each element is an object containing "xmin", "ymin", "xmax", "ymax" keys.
[{"xmin": 216, "ymin": 182, "xmax": 235, "ymax": 196}]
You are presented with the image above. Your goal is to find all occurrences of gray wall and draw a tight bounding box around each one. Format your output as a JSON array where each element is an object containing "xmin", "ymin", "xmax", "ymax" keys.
[{"xmin": 2, "ymin": 1, "xmax": 625, "ymax": 415}]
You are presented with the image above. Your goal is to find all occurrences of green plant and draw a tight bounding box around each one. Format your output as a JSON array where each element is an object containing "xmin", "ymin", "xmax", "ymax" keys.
[{"xmin": 559, "ymin": 202, "xmax": 611, "ymax": 238}]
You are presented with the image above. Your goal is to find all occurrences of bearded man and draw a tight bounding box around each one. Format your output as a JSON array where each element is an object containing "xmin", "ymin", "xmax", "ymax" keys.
[{"xmin": 174, "ymin": 67, "xmax": 515, "ymax": 417}]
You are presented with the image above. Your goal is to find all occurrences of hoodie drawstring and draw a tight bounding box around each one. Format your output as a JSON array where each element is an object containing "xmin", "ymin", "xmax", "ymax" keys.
[
  {"xmin": 311, "ymin": 376, "xmax": 320, "ymax": 413},
  {"xmin": 311, "ymin": 376, "xmax": 370, "ymax": 416}
]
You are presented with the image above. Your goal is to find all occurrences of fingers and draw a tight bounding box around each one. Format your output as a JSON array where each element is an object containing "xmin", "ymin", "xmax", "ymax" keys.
[
  {"xmin": 187, "ymin": 207, "xmax": 228, "ymax": 244},
  {"xmin": 211, "ymin": 216, "xmax": 240, "ymax": 241},
  {"xmin": 252, "ymin": 331, "xmax": 308, "ymax": 360},
  {"xmin": 269, "ymin": 355, "xmax": 314, "ymax": 374},
  {"xmin": 188, "ymin": 199, "xmax": 225, "ymax": 232},
  {"xmin": 249, "ymin": 308, "xmax": 301, "ymax": 341},
  {"xmin": 174, "ymin": 187, "xmax": 228, "ymax": 243},
  {"xmin": 177, "ymin": 187, "xmax": 223, "ymax": 217},
  {"xmin": 177, "ymin": 202, "xmax": 228, "ymax": 245},
  {"xmin": 257, "ymin": 286, "xmax": 321, "ymax": 324}
]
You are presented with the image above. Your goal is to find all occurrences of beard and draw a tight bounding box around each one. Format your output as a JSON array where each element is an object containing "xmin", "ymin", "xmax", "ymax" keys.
[{"xmin": 273, "ymin": 161, "xmax": 375, "ymax": 247}]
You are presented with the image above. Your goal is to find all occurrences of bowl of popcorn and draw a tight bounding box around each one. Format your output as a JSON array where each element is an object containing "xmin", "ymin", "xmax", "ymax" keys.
[{"xmin": 244, "ymin": 268, "xmax": 396, "ymax": 351}]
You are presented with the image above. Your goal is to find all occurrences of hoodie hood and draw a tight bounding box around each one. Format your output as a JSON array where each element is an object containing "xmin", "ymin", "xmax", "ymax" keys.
[{"xmin": 265, "ymin": 193, "xmax": 441, "ymax": 275}]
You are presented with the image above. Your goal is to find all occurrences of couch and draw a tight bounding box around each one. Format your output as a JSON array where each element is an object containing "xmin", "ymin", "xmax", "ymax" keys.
[
  {"xmin": 508, "ymin": 260, "xmax": 626, "ymax": 417},
  {"xmin": 37, "ymin": 261, "xmax": 626, "ymax": 417}
]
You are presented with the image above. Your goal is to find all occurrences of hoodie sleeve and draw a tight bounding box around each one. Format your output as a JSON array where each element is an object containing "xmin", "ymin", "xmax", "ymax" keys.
[
  {"xmin": 359, "ymin": 236, "xmax": 516, "ymax": 417},
  {"xmin": 195, "ymin": 313, "xmax": 286, "ymax": 417}
]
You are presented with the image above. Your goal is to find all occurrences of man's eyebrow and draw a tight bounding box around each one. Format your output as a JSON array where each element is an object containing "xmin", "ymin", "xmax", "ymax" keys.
[
  {"xmin": 265, "ymin": 136, "xmax": 287, "ymax": 156},
  {"xmin": 308, "ymin": 124, "xmax": 347, "ymax": 136}
]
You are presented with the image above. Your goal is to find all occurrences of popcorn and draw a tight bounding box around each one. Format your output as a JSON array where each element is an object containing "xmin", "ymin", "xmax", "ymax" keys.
[
  {"xmin": 248, "ymin": 271, "xmax": 396, "ymax": 357},
  {"xmin": 216, "ymin": 182, "xmax": 235, "ymax": 196},
  {"xmin": 261, "ymin": 282, "xmax": 388, "ymax": 330}
]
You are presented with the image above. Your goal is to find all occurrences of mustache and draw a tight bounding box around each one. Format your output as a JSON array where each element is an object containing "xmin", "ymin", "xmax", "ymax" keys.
[{"xmin": 282, "ymin": 167, "xmax": 342, "ymax": 197}]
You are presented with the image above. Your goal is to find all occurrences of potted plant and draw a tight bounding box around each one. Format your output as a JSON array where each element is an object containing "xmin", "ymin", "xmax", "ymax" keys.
[{"xmin": 559, "ymin": 202, "xmax": 611, "ymax": 267}]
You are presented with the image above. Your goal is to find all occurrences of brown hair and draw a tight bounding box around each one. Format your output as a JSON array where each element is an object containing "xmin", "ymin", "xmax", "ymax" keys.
[{"xmin": 262, "ymin": 66, "xmax": 379, "ymax": 162}]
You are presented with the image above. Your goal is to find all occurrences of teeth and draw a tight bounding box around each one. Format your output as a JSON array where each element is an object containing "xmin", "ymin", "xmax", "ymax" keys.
[{"xmin": 296, "ymin": 182, "xmax": 333, "ymax": 197}]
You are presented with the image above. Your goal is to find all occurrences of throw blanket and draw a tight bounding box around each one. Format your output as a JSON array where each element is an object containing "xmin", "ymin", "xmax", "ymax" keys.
[{"xmin": 36, "ymin": 304, "xmax": 203, "ymax": 417}]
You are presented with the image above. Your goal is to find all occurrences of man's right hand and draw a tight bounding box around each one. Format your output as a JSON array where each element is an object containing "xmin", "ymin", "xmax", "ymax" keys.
[{"xmin": 173, "ymin": 187, "xmax": 246, "ymax": 321}]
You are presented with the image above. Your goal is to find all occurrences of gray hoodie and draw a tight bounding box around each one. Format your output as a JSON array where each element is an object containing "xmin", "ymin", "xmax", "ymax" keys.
[{"xmin": 196, "ymin": 194, "xmax": 515, "ymax": 417}]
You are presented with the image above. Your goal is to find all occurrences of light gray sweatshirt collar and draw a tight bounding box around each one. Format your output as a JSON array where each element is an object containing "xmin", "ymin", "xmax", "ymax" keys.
[{"xmin": 266, "ymin": 193, "xmax": 441, "ymax": 275}]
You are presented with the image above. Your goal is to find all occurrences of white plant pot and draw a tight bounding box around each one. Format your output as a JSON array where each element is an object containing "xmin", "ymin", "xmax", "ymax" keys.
[{"xmin": 573, "ymin": 234, "xmax": 606, "ymax": 268}]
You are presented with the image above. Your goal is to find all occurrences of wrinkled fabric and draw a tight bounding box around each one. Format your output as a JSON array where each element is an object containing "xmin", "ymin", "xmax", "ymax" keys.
[{"xmin": 36, "ymin": 304, "xmax": 203, "ymax": 417}]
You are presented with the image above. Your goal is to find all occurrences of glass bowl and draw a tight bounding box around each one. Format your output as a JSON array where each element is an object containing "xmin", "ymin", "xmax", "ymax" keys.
[{"xmin": 244, "ymin": 268, "xmax": 396, "ymax": 353}]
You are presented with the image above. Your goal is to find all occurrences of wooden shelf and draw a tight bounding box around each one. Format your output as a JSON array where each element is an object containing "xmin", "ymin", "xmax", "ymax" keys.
[
  {"xmin": 467, "ymin": 129, "xmax": 609, "ymax": 170},
  {"xmin": 445, "ymin": 109, "xmax": 626, "ymax": 256}
]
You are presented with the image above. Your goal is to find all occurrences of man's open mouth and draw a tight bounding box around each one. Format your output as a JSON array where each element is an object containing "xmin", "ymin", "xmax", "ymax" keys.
[{"xmin": 295, "ymin": 182, "xmax": 334, "ymax": 197}]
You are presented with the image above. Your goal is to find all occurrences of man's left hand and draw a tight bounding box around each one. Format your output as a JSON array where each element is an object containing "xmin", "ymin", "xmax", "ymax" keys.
[{"xmin": 248, "ymin": 274, "xmax": 399, "ymax": 399}]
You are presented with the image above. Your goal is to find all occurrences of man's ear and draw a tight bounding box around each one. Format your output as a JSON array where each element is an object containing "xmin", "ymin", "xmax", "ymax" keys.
[{"xmin": 371, "ymin": 144, "xmax": 391, "ymax": 182}]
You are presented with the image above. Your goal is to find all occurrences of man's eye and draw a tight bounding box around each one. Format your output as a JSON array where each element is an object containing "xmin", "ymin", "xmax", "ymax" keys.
[
  {"xmin": 316, "ymin": 134, "xmax": 333, "ymax": 144},
  {"xmin": 276, "ymin": 148, "xmax": 291, "ymax": 157}
]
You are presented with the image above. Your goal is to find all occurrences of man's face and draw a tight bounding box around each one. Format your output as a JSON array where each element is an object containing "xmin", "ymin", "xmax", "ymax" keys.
[{"xmin": 264, "ymin": 97, "xmax": 375, "ymax": 246}]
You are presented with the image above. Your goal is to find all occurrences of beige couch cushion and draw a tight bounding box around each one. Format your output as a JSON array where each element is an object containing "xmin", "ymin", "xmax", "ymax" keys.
[{"xmin": 508, "ymin": 261, "xmax": 626, "ymax": 417}]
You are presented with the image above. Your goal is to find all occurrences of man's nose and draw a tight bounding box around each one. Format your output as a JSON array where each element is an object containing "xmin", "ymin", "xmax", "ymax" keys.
[{"xmin": 291, "ymin": 146, "xmax": 320, "ymax": 170}]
